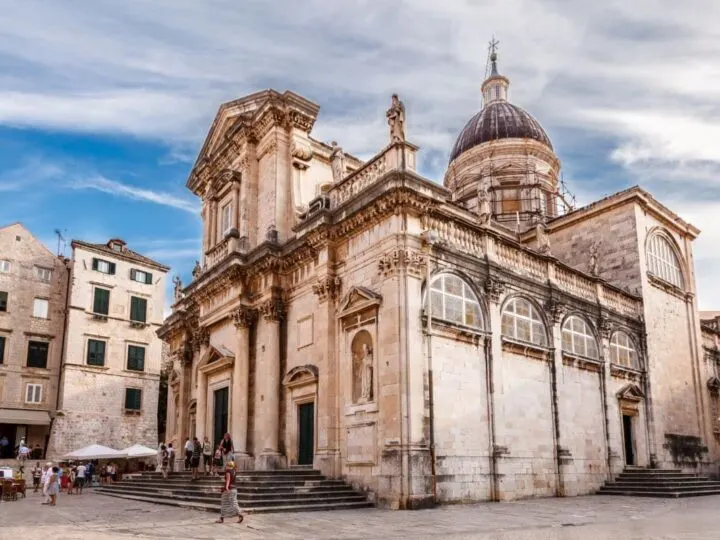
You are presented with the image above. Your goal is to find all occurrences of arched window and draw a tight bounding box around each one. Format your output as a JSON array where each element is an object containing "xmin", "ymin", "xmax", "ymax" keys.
[
  {"xmin": 428, "ymin": 274, "xmax": 482, "ymax": 328},
  {"xmin": 646, "ymin": 233, "xmax": 683, "ymax": 288},
  {"xmin": 501, "ymin": 297, "xmax": 547, "ymax": 346},
  {"xmin": 561, "ymin": 315, "xmax": 599, "ymax": 359},
  {"xmin": 610, "ymin": 331, "xmax": 639, "ymax": 369}
]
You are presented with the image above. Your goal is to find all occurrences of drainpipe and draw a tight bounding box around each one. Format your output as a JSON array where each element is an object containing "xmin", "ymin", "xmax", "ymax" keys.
[
  {"xmin": 424, "ymin": 237, "xmax": 437, "ymax": 504},
  {"xmin": 48, "ymin": 256, "xmax": 72, "ymax": 459},
  {"xmin": 484, "ymin": 337, "xmax": 498, "ymax": 501}
]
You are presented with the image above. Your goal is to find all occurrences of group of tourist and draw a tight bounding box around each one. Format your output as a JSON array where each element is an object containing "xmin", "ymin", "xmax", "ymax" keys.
[
  {"xmin": 157, "ymin": 433, "xmax": 242, "ymax": 524},
  {"xmin": 0, "ymin": 435, "xmax": 44, "ymax": 461},
  {"xmin": 30, "ymin": 460, "xmax": 89, "ymax": 506}
]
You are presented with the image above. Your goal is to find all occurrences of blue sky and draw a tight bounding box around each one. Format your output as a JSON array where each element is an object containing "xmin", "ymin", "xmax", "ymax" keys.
[{"xmin": 1, "ymin": 0, "xmax": 720, "ymax": 310}]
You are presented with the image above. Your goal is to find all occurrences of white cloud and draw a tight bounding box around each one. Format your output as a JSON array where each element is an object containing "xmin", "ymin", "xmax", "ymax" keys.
[{"xmin": 70, "ymin": 175, "xmax": 199, "ymax": 214}]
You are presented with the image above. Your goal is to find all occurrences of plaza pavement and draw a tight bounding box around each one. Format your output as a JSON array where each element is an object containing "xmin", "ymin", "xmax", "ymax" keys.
[{"xmin": 1, "ymin": 488, "xmax": 719, "ymax": 539}]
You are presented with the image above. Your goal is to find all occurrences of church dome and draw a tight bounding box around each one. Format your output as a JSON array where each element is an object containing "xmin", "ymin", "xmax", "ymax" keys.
[{"xmin": 449, "ymin": 101, "xmax": 552, "ymax": 162}]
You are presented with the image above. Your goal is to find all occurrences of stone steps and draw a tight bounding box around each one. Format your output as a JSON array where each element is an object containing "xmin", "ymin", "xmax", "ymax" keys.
[
  {"xmin": 97, "ymin": 468, "xmax": 372, "ymax": 514},
  {"xmin": 598, "ymin": 467, "xmax": 720, "ymax": 498}
]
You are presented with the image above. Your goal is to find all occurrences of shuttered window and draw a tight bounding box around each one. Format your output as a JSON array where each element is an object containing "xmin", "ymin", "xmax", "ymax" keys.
[
  {"xmin": 130, "ymin": 296, "xmax": 147, "ymax": 323},
  {"xmin": 92, "ymin": 258, "xmax": 116, "ymax": 275},
  {"xmin": 127, "ymin": 345, "xmax": 145, "ymax": 371},
  {"xmin": 0, "ymin": 336, "xmax": 5, "ymax": 364},
  {"xmin": 87, "ymin": 339, "xmax": 106, "ymax": 366},
  {"xmin": 130, "ymin": 269, "xmax": 153, "ymax": 284},
  {"xmin": 93, "ymin": 288, "xmax": 110, "ymax": 315},
  {"xmin": 0, "ymin": 291, "xmax": 7, "ymax": 312},
  {"xmin": 125, "ymin": 388, "xmax": 142, "ymax": 411}
]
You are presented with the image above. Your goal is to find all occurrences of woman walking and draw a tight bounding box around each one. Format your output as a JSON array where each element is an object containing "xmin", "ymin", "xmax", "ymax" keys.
[
  {"xmin": 44, "ymin": 466, "xmax": 59, "ymax": 506},
  {"xmin": 216, "ymin": 460, "xmax": 243, "ymax": 524},
  {"xmin": 160, "ymin": 444, "xmax": 169, "ymax": 479}
]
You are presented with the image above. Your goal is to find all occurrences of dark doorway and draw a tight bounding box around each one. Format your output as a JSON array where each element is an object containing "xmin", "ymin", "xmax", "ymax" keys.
[
  {"xmin": 622, "ymin": 414, "xmax": 635, "ymax": 466},
  {"xmin": 298, "ymin": 402, "xmax": 315, "ymax": 466},
  {"xmin": 213, "ymin": 387, "xmax": 229, "ymax": 447}
]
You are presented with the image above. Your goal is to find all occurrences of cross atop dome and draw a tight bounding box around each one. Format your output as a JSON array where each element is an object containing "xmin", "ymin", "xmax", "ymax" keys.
[{"xmin": 482, "ymin": 36, "xmax": 509, "ymax": 106}]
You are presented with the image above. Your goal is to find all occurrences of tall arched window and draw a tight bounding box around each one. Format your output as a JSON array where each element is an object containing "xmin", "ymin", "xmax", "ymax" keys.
[
  {"xmin": 501, "ymin": 297, "xmax": 547, "ymax": 346},
  {"xmin": 428, "ymin": 274, "xmax": 482, "ymax": 328},
  {"xmin": 646, "ymin": 233, "xmax": 683, "ymax": 288},
  {"xmin": 561, "ymin": 315, "xmax": 599, "ymax": 359},
  {"xmin": 610, "ymin": 331, "xmax": 639, "ymax": 369}
]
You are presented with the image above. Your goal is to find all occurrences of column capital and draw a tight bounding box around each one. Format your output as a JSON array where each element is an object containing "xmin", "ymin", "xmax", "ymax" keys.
[
  {"xmin": 190, "ymin": 327, "xmax": 210, "ymax": 352},
  {"xmin": 543, "ymin": 298, "xmax": 567, "ymax": 324},
  {"xmin": 312, "ymin": 275, "xmax": 342, "ymax": 303},
  {"xmin": 260, "ymin": 297, "xmax": 285, "ymax": 322},
  {"xmin": 232, "ymin": 305, "xmax": 257, "ymax": 328},
  {"xmin": 484, "ymin": 277, "xmax": 506, "ymax": 304}
]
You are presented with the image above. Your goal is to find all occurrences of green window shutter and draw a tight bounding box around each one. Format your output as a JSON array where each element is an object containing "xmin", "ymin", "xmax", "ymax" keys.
[
  {"xmin": 128, "ymin": 345, "xmax": 145, "ymax": 371},
  {"xmin": 92, "ymin": 258, "xmax": 99, "ymax": 271},
  {"xmin": 27, "ymin": 341, "xmax": 49, "ymax": 368},
  {"xmin": 0, "ymin": 336, "xmax": 5, "ymax": 364},
  {"xmin": 145, "ymin": 272, "xmax": 153, "ymax": 285},
  {"xmin": 109, "ymin": 262, "xmax": 116, "ymax": 275},
  {"xmin": 130, "ymin": 297, "xmax": 146, "ymax": 322},
  {"xmin": 0, "ymin": 291, "xmax": 7, "ymax": 312},
  {"xmin": 87, "ymin": 339, "xmax": 106, "ymax": 366},
  {"xmin": 94, "ymin": 288, "xmax": 109, "ymax": 315},
  {"xmin": 125, "ymin": 388, "xmax": 142, "ymax": 410},
  {"xmin": 130, "ymin": 269, "xmax": 136, "ymax": 281}
]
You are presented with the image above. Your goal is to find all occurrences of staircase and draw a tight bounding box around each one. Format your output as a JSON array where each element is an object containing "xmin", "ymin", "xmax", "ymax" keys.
[
  {"xmin": 96, "ymin": 466, "xmax": 372, "ymax": 513},
  {"xmin": 598, "ymin": 467, "xmax": 720, "ymax": 498}
]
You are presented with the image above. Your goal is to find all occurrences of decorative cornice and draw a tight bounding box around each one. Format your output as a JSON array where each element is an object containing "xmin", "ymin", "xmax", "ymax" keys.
[
  {"xmin": 484, "ymin": 277, "xmax": 506, "ymax": 304},
  {"xmin": 377, "ymin": 248, "xmax": 426, "ymax": 278},
  {"xmin": 232, "ymin": 305, "xmax": 257, "ymax": 328},
  {"xmin": 312, "ymin": 276, "xmax": 342, "ymax": 303},
  {"xmin": 260, "ymin": 296, "xmax": 285, "ymax": 321}
]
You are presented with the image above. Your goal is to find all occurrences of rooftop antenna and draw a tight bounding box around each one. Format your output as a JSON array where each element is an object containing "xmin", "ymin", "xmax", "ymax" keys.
[{"xmin": 54, "ymin": 228, "xmax": 67, "ymax": 257}]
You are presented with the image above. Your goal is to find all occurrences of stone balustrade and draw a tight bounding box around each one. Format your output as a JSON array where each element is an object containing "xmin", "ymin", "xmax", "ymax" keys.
[{"xmin": 206, "ymin": 237, "xmax": 230, "ymax": 268}]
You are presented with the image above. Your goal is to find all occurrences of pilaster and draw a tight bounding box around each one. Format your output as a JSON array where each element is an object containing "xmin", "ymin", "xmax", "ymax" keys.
[{"xmin": 232, "ymin": 305, "xmax": 256, "ymax": 470}]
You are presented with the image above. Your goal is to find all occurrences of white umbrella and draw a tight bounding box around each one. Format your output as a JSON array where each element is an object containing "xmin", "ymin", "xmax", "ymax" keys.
[
  {"xmin": 121, "ymin": 444, "xmax": 157, "ymax": 458},
  {"xmin": 62, "ymin": 444, "xmax": 124, "ymax": 460}
]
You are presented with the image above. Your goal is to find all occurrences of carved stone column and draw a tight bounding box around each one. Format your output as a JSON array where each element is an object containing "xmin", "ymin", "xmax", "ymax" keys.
[
  {"xmin": 232, "ymin": 305, "xmax": 255, "ymax": 470},
  {"xmin": 256, "ymin": 296, "xmax": 286, "ymax": 470},
  {"xmin": 484, "ymin": 277, "xmax": 505, "ymax": 501},
  {"xmin": 545, "ymin": 299, "xmax": 569, "ymax": 496}
]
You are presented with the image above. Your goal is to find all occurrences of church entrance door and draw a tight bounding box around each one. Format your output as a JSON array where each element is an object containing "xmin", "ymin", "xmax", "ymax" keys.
[
  {"xmin": 298, "ymin": 402, "xmax": 314, "ymax": 466},
  {"xmin": 622, "ymin": 414, "xmax": 635, "ymax": 466},
  {"xmin": 213, "ymin": 387, "xmax": 229, "ymax": 447}
]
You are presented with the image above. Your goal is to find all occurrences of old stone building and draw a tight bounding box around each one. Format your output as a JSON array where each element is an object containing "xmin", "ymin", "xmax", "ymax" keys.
[
  {"xmin": 0, "ymin": 223, "xmax": 69, "ymax": 457},
  {"xmin": 158, "ymin": 51, "xmax": 718, "ymax": 508},
  {"xmin": 47, "ymin": 239, "xmax": 169, "ymax": 457}
]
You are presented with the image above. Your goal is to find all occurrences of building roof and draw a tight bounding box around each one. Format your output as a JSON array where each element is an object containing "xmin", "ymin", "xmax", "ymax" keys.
[
  {"xmin": 71, "ymin": 239, "xmax": 170, "ymax": 272},
  {"xmin": 449, "ymin": 101, "xmax": 552, "ymax": 161}
]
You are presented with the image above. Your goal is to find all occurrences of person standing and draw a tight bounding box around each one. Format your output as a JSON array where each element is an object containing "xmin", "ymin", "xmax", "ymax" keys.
[
  {"xmin": 202, "ymin": 436, "xmax": 213, "ymax": 475},
  {"xmin": 44, "ymin": 466, "xmax": 59, "ymax": 506},
  {"xmin": 67, "ymin": 466, "xmax": 76, "ymax": 495},
  {"xmin": 216, "ymin": 460, "xmax": 243, "ymax": 524},
  {"xmin": 160, "ymin": 445, "xmax": 169, "ymax": 480},
  {"xmin": 184, "ymin": 437, "xmax": 193, "ymax": 471},
  {"xmin": 31, "ymin": 461, "xmax": 42, "ymax": 493},
  {"xmin": 167, "ymin": 443, "xmax": 176, "ymax": 472},
  {"xmin": 220, "ymin": 433, "xmax": 234, "ymax": 468},
  {"xmin": 76, "ymin": 462, "xmax": 87, "ymax": 494},
  {"xmin": 190, "ymin": 437, "xmax": 202, "ymax": 481},
  {"xmin": 40, "ymin": 463, "xmax": 51, "ymax": 503},
  {"xmin": 213, "ymin": 445, "xmax": 223, "ymax": 477}
]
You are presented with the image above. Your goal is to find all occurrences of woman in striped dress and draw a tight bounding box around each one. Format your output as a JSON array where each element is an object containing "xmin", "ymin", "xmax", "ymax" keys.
[{"xmin": 216, "ymin": 460, "xmax": 243, "ymax": 524}]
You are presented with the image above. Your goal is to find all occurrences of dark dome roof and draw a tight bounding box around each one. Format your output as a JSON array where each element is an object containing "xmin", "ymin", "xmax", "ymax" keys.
[{"xmin": 449, "ymin": 101, "xmax": 552, "ymax": 161}]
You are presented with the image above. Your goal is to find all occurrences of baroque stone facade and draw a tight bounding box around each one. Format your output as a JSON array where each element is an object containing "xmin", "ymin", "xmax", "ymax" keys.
[{"xmin": 158, "ymin": 56, "xmax": 718, "ymax": 509}]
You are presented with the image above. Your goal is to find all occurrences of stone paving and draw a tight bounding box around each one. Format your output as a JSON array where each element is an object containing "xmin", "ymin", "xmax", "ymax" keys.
[{"xmin": 1, "ymin": 489, "xmax": 719, "ymax": 539}]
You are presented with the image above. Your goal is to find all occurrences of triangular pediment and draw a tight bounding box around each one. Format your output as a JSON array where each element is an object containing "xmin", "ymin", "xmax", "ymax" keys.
[
  {"xmin": 617, "ymin": 383, "xmax": 644, "ymax": 402},
  {"xmin": 338, "ymin": 286, "xmax": 382, "ymax": 319}
]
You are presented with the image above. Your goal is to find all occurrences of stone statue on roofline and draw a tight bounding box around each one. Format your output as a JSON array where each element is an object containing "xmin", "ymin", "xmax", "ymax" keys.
[
  {"xmin": 330, "ymin": 141, "xmax": 345, "ymax": 183},
  {"xmin": 477, "ymin": 179, "xmax": 492, "ymax": 225},
  {"xmin": 386, "ymin": 94, "xmax": 406, "ymax": 144},
  {"xmin": 172, "ymin": 275, "xmax": 183, "ymax": 302},
  {"xmin": 535, "ymin": 216, "xmax": 551, "ymax": 255},
  {"xmin": 589, "ymin": 242, "xmax": 600, "ymax": 276},
  {"xmin": 192, "ymin": 260, "xmax": 202, "ymax": 278}
]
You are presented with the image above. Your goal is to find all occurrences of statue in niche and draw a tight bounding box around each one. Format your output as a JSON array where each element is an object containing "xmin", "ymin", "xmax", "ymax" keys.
[
  {"xmin": 351, "ymin": 330, "xmax": 374, "ymax": 403},
  {"xmin": 386, "ymin": 94, "xmax": 406, "ymax": 143},
  {"xmin": 359, "ymin": 344, "xmax": 373, "ymax": 402},
  {"xmin": 330, "ymin": 141, "xmax": 345, "ymax": 183},
  {"xmin": 172, "ymin": 275, "xmax": 183, "ymax": 301},
  {"xmin": 589, "ymin": 242, "xmax": 600, "ymax": 276},
  {"xmin": 477, "ymin": 180, "xmax": 492, "ymax": 225}
]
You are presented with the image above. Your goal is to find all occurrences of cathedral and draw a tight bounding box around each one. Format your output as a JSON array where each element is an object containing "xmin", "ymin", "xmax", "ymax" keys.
[{"xmin": 158, "ymin": 49, "xmax": 720, "ymax": 508}]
